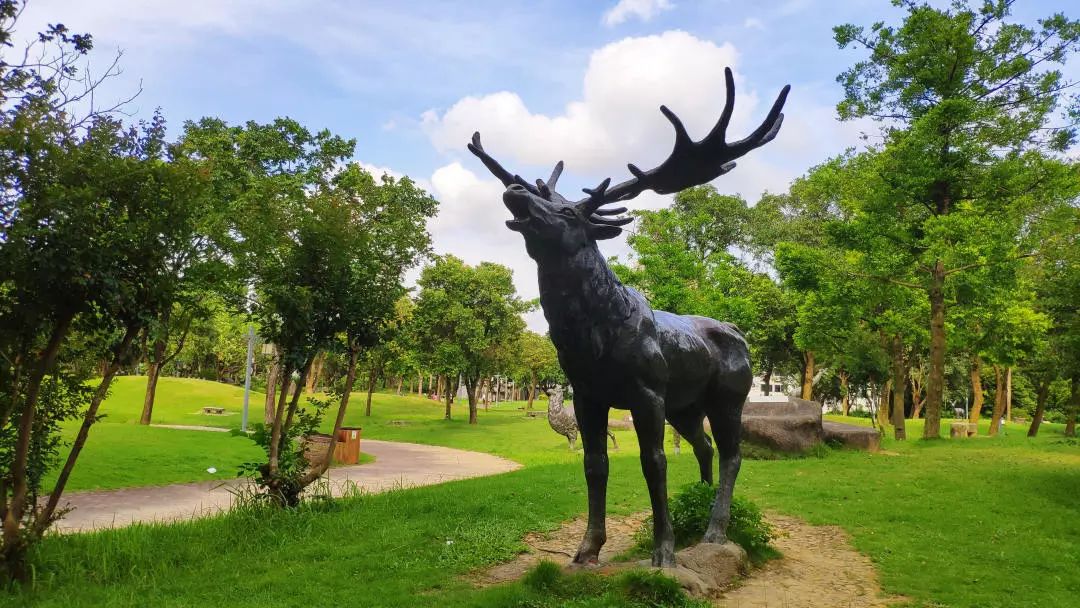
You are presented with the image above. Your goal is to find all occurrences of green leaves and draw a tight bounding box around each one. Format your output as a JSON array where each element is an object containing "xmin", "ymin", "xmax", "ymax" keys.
[{"xmin": 411, "ymin": 255, "xmax": 529, "ymax": 383}]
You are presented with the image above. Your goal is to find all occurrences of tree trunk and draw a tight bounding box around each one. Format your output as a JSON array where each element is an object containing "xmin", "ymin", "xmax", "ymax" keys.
[
  {"xmin": 467, "ymin": 377, "xmax": 478, "ymax": 425},
  {"xmin": 139, "ymin": 307, "xmax": 183, "ymax": 426},
  {"xmin": 839, "ymin": 369, "xmax": 850, "ymax": 416},
  {"xmin": 925, "ymin": 260, "xmax": 946, "ymax": 439},
  {"xmin": 1065, "ymin": 375, "xmax": 1078, "ymax": 438},
  {"xmin": 801, "ymin": 351, "xmax": 814, "ymax": 400},
  {"xmin": 305, "ymin": 352, "xmax": 324, "ymax": 394},
  {"xmin": 396, "ymin": 375, "xmax": 403, "ymax": 396},
  {"xmin": 437, "ymin": 375, "xmax": 444, "ymax": 400},
  {"xmin": 300, "ymin": 348, "xmax": 360, "ymax": 486},
  {"xmin": 36, "ymin": 324, "xmax": 138, "ymax": 536},
  {"xmin": 140, "ymin": 358, "xmax": 163, "ymax": 425},
  {"xmin": 417, "ymin": 372, "xmax": 423, "ymax": 396},
  {"xmin": 910, "ymin": 371, "xmax": 925, "ymax": 419},
  {"xmin": 264, "ymin": 352, "xmax": 280, "ymax": 426},
  {"xmin": 968, "ymin": 356, "xmax": 984, "ymax": 425},
  {"xmin": 988, "ymin": 365, "xmax": 1007, "ymax": 436},
  {"xmin": 365, "ymin": 366, "xmax": 377, "ymax": 416},
  {"xmin": 1005, "ymin": 367, "xmax": 1012, "ymax": 422},
  {"xmin": 527, "ymin": 370, "xmax": 537, "ymax": 411},
  {"xmin": 1027, "ymin": 378, "xmax": 1051, "ymax": 437},
  {"xmin": 890, "ymin": 336, "xmax": 907, "ymax": 440},
  {"xmin": 2, "ymin": 316, "xmax": 72, "ymax": 581},
  {"xmin": 267, "ymin": 360, "xmax": 297, "ymax": 480},
  {"xmin": 443, "ymin": 375, "xmax": 453, "ymax": 420},
  {"xmin": 763, "ymin": 367, "xmax": 773, "ymax": 396},
  {"xmin": 877, "ymin": 379, "xmax": 892, "ymax": 429}
]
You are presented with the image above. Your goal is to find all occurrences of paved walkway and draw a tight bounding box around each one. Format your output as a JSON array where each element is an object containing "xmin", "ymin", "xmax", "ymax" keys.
[{"xmin": 52, "ymin": 439, "xmax": 521, "ymax": 533}]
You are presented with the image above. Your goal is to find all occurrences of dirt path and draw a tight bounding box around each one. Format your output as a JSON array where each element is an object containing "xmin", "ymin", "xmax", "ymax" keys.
[
  {"xmin": 716, "ymin": 513, "xmax": 904, "ymax": 607},
  {"xmin": 472, "ymin": 512, "xmax": 650, "ymax": 586},
  {"xmin": 52, "ymin": 439, "xmax": 520, "ymax": 533},
  {"xmin": 473, "ymin": 512, "xmax": 904, "ymax": 607}
]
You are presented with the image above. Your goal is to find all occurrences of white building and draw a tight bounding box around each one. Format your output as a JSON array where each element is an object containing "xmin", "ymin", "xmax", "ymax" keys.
[{"xmin": 747, "ymin": 375, "xmax": 792, "ymax": 402}]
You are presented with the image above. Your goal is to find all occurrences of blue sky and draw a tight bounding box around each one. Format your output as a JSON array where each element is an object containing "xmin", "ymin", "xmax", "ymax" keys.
[{"xmin": 20, "ymin": 0, "xmax": 1074, "ymax": 330}]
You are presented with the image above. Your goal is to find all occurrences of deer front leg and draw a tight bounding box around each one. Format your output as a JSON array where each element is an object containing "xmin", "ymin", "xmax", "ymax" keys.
[
  {"xmin": 632, "ymin": 390, "xmax": 676, "ymax": 568},
  {"xmin": 572, "ymin": 402, "xmax": 609, "ymax": 565}
]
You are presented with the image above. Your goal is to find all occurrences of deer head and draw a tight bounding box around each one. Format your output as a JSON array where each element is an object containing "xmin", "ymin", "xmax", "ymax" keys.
[{"xmin": 468, "ymin": 68, "xmax": 790, "ymax": 257}]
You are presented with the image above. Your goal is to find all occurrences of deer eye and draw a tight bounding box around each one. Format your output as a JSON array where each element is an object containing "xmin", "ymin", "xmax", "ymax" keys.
[{"xmin": 558, "ymin": 207, "xmax": 577, "ymax": 217}]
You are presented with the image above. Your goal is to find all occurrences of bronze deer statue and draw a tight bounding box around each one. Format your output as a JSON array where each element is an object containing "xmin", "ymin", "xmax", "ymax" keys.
[{"xmin": 468, "ymin": 68, "xmax": 789, "ymax": 567}]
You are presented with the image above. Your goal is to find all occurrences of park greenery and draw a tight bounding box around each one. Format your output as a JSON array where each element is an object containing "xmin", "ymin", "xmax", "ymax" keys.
[{"xmin": 1, "ymin": 0, "xmax": 1079, "ymax": 604}]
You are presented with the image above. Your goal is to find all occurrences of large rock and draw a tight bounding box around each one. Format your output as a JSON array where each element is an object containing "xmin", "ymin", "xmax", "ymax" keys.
[
  {"xmin": 822, "ymin": 421, "xmax": 881, "ymax": 452},
  {"xmin": 740, "ymin": 397, "xmax": 823, "ymax": 453},
  {"xmin": 628, "ymin": 542, "xmax": 747, "ymax": 599}
]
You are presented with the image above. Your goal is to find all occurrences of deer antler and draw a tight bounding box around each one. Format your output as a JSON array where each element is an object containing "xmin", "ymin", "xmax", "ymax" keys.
[
  {"xmin": 466, "ymin": 67, "xmax": 790, "ymax": 228},
  {"xmin": 467, "ymin": 132, "xmax": 544, "ymax": 196},
  {"xmin": 578, "ymin": 68, "xmax": 790, "ymax": 215},
  {"xmin": 469, "ymin": 133, "xmax": 570, "ymax": 201}
]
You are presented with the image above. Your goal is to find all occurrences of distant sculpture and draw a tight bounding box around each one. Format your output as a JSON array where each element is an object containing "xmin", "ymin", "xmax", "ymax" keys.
[
  {"xmin": 546, "ymin": 386, "xmax": 617, "ymax": 451},
  {"xmin": 468, "ymin": 67, "xmax": 789, "ymax": 567}
]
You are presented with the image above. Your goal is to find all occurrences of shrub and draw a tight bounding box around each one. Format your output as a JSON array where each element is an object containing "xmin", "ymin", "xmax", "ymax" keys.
[
  {"xmin": 620, "ymin": 569, "xmax": 696, "ymax": 607},
  {"xmin": 633, "ymin": 483, "xmax": 778, "ymax": 564},
  {"xmin": 522, "ymin": 560, "xmax": 562, "ymax": 592},
  {"xmin": 232, "ymin": 394, "xmax": 330, "ymax": 506}
]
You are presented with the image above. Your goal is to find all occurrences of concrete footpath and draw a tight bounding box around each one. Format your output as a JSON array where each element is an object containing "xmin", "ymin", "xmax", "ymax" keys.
[{"xmin": 52, "ymin": 439, "xmax": 521, "ymax": 533}]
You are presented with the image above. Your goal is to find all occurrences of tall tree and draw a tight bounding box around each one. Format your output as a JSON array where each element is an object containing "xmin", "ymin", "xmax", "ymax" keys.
[
  {"xmin": 411, "ymin": 256, "xmax": 528, "ymax": 424},
  {"xmin": 516, "ymin": 331, "xmax": 560, "ymax": 411},
  {"xmin": 1025, "ymin": 194, "xmax": 1080, "ymax": 436},
  {"xmin": 833, "ymin": 2, "xmax": 1080, "ymax": 437},
  {"xmin": 297, "ymin": 168, "xmax": 436, "ymax": 487},
  {"xmin": 0, "ymin": 112, "xmax": 207, "ymax": 579}
]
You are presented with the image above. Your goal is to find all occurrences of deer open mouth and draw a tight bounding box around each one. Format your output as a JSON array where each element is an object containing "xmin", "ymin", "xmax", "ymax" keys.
[{"xmin": 502, "ymin": 187, "xmax": 532, "ymax": 231}]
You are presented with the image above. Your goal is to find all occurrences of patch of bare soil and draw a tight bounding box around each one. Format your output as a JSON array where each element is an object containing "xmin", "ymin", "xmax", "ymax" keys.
[
  {"xmin": 471, "ymin": 511, "xmax": 906, "ymax": 608},
  {"xmin": 470, "ymin": 512, "xmax": 649, "ymax": 586},
  {"xmin": 715, "ymin": 513, "xmax": 906, "ymax": 607}
]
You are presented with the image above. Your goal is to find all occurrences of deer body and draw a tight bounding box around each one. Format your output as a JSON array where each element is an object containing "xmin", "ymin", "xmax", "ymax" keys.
[{"xmin": 468, "ymin": 68, "xmax": 788, "ymax": 567}]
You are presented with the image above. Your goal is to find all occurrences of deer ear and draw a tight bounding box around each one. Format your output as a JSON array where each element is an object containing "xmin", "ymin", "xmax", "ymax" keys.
[{"xmin": 590, "ymin": 224, "xmax": 622, "ymax": 240}]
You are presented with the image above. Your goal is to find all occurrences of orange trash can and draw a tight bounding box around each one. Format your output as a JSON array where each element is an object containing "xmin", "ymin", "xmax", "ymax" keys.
[{"xmin": 333, "ymin": 426, "xmax": 362, "ymax": 465}]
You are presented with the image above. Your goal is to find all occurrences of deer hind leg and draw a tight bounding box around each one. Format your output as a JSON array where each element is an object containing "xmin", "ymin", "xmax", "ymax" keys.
[
  {"xmin": 703, "ymin": 391, "xmax": 744, "ymax": 544},
  {"xmin": 631, "ymin": 389, "xmax": 676, "ymax": 567},
  {"xmin": 571, "ymin": 401, "xmax": 609, "ymax": 565},
  {"xmin": 668, "ymin": 408, "xmax": 714, "ymax": 485}
]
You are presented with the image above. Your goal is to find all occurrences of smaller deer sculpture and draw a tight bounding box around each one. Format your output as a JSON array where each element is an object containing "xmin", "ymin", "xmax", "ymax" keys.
[{"xmin": 546, "ymin": 386, "xmax": 617, "ymax": 451}]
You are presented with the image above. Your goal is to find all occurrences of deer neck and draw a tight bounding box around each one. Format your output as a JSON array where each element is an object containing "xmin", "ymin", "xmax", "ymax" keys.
[
  {"xmin": 548, "ymin": 397, "xmax": 560, "ymax": 415},
  {"xmin": 535, "ymin": 243, "xmax": 632, "ymax": 355}
]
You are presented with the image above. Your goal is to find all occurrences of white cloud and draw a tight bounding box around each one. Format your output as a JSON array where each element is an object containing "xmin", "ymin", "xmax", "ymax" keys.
[
  {"xmin": 423, "ymin": 30, "xmax": 870, "ymax": 203},
  {"xmin": 423, "ymin": 162, "xmax": 550, "ymax": 330},
  {"xmin": 423, "ymin": 32, "xmax": 753, "ymax": 175},
  {"xmin": 743, "ymin": 17, "xmax": 765, "ymax": 30},
  {"xmin": 602, "ymin": 0, "xmax": 674, "ymax": 27},
  {"xmin": 418, "ymin": 30, "xmax": 873, "ymax": 332}
]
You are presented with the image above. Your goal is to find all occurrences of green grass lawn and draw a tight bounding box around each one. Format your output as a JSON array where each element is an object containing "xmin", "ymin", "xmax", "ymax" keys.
[
  {"xmin": 52, "ymin": 376, "xmax": 391, "ymax": 491},
  {"xmin": 13, "ymin": 377, "xmax": 1079, "ymax": 607}
]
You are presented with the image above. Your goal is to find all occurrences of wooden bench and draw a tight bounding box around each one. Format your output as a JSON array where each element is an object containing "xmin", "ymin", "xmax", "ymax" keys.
[{"xmin": 202, "ymin": 406, "xmax": 225, "ymax": 415}]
